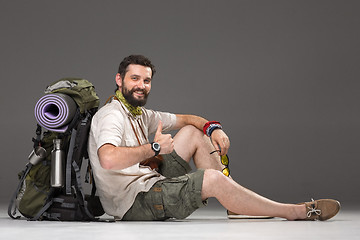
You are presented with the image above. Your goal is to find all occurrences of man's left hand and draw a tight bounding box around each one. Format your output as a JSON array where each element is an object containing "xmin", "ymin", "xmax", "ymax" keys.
[{"xmin": 211, "ymin": 129, "xmax": 230, "ymax": 155}]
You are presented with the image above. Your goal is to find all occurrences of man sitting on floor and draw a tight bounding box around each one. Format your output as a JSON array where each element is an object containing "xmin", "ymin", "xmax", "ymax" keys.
[{"xmin": 88, "ymin": 54, "xmax": 340, "ymax": 221}]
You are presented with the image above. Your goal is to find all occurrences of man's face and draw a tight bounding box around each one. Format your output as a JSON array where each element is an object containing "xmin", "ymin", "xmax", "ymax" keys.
[{"xmin": 116, "ymin": 64, "xmax": 152, "ymax": 107}]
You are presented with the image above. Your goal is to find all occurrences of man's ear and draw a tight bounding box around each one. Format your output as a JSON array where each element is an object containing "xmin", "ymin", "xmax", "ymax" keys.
[{"xmin": 115, "ymin": 73, "xmax": 122, "ymax": 90}]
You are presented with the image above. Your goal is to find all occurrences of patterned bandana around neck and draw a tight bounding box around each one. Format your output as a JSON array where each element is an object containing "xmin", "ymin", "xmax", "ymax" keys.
[{"xmin": 115, "ymin": 90, "xmax": 143, "ymax": 116}]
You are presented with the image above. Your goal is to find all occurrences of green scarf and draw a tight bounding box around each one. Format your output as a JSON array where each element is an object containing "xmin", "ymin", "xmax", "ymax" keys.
[{"xmin": 115, "ymin": 90, "xmax": 143, "ymax": 116}]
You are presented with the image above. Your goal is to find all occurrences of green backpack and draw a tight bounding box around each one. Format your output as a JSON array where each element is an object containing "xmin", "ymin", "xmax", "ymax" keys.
[{"xmin": 8, "ymin": 78, "xmax": 104, "ymax": 221}]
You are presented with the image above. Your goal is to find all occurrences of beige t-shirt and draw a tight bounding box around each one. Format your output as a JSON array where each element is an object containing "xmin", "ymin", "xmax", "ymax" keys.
[{"xmin": 88, "ymin": 99, "xmax": 177, "ymax": 219}]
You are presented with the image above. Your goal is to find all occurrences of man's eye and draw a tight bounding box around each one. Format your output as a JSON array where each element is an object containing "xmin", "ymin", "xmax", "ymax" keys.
[{"xmin": 144, "ymin": 79, "xmax": 151, "ymax": 84}]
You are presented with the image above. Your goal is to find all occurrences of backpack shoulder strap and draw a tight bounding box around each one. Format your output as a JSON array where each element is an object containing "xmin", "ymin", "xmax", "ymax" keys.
[{"xmin": 65, "ymin": 128, "xmax": 77, "ymax": 195}]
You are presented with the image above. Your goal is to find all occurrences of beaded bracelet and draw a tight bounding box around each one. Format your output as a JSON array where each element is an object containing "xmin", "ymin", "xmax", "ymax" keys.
[{"xmin": 203, "ymin": 121, "xmax": 222, "ymax": 137}]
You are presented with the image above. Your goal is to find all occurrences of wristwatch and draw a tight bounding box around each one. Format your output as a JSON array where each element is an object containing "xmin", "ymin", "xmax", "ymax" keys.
[{"xmin": 151, "ymin": 142, "xmax": 161, "ymax": 156}]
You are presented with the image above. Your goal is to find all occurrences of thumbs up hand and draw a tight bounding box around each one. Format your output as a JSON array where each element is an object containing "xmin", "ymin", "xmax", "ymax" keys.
[{"xmin": 154, "ymin": 121, "xmax": 174, "ymax": 154}]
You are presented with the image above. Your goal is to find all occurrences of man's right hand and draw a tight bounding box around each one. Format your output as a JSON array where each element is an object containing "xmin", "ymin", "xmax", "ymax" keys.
[{"xmin": 154, "ymin": 121, "xmax": 174, "ymax": 154}]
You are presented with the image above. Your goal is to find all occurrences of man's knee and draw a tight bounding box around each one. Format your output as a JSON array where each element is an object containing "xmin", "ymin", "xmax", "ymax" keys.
[
  {"xmin": 204, "ymin": 169, "xmax": 225, "ymax": 183},
  {"xmin": 178, "ymin": 125, "xmax": 203, "ymax": 138},
  {"xmin": 202, "ymin": 169, "xmax": 226, "ymax": 198}
]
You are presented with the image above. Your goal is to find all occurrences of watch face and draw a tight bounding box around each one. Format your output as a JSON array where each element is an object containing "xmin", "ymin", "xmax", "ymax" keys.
[{"xmin": 153, "ymin": 142, "xmax": 160, "ymax": 151}]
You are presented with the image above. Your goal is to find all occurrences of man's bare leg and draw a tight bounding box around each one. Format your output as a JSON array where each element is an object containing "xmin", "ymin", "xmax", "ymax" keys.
[
  {"xmin": 172, "ymin": 126, "xmax": 339, "ymax": 220},
  {"xmin": 173, "ymin": 125, "xmax": 224, "ymax": 170},
  {"xmin": 202, "ymin": 169, "xmax": 306, "ymax": 220}
]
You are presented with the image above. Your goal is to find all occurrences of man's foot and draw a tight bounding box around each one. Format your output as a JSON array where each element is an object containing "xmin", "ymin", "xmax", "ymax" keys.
[
  {"xmin": 227, "ymin": 210, "xmax": 274, "ymax": 219},
  {"xmin": 299, "ymin": 198, "xmax": 341, "ymax": 221}
]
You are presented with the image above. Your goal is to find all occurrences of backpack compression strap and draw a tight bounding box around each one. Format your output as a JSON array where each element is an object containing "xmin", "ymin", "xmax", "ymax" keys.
[{"xmin": 8, "ymin": 164, "xmax": 32, "ymax": 219}]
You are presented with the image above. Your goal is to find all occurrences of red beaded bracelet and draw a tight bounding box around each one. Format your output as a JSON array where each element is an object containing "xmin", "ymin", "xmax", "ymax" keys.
[{"xmin": 203, "ymin": 121, "xmax": 222, "ymax": 136}]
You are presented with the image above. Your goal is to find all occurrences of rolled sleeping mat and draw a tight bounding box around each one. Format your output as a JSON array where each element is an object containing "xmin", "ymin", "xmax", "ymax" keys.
[{"xmin": 34, "ymin": 93, "xmax": 77, "ymax": 133}]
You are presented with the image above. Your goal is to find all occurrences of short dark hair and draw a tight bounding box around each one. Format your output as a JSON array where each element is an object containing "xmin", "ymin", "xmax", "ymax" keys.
[{"xmin": 115, "ymin": 55, "xmax": 156, "ymax": 92}]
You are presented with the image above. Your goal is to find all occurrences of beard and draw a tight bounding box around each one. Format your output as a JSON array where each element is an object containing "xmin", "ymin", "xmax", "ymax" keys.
[{"xmin": 122, "ymin": 86, "xmax": 149, "ymax": 107}]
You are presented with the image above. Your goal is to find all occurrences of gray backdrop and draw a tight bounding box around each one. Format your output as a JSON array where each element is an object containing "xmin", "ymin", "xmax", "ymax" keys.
[{"xmin": 1, "ymin": 0, "xmax": 359, "ymax": 206}]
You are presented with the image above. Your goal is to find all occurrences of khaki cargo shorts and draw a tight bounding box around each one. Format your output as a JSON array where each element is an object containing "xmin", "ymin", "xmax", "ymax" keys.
[{"xmin": 122, "ymin": 151, "xmax": 207, "ymax": 221}]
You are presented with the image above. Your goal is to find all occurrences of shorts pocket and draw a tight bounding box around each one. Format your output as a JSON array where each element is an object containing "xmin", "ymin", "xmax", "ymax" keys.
[
  {"xmin": 148, "ymin": 183, "xmax": 166, "ymax": 220},
  {"xmin": 161, "ymin": 177, "xmax": 192, "ymax": 219},
  {"xmin": 122, "ymin": 192, "xmax": 156, "ymax": 221}
]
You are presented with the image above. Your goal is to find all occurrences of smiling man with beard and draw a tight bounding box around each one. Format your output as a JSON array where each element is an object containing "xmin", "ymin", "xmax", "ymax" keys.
[{"xmin": 88, "ymin": 55, "xmax": 340, "ymax": 221}]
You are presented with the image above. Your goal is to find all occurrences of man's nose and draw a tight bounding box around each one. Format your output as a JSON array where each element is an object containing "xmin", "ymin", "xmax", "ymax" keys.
[{"xmin": 137, "ymin": 80, "xmax": 145, "ymax": 89}]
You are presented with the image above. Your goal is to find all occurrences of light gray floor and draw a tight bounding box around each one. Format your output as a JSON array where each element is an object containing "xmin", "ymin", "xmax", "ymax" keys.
[{"xmin": 1, "ymin": 203, "xmax": 359, "ymax": 240}]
